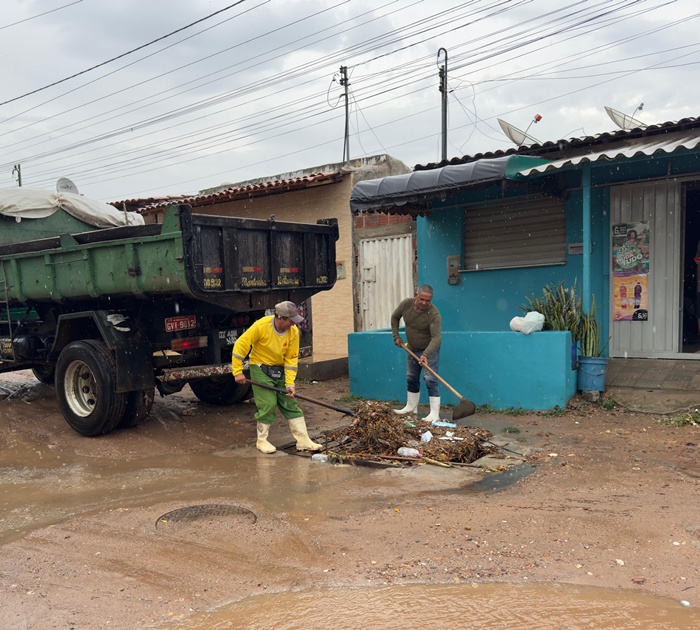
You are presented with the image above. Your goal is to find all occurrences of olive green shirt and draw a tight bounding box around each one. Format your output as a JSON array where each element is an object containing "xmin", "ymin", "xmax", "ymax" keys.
[{"xmin": 391, "ymin": 298, "xmax": 442, "ymax": 358}]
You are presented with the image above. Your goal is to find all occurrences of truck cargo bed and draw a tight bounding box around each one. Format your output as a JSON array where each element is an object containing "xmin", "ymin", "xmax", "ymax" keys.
[{"xmin": 0, "ymin": 205, "xmax": 338, "ymax": 311}]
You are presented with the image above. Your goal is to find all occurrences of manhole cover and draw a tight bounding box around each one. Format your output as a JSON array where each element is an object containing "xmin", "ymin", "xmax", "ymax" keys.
[{"xmin": 155, "ymin": 504, "xmax": 257, "ymax": 530}]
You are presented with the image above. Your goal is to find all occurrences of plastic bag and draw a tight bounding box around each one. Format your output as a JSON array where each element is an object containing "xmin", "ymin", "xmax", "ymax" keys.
[{"xmin": 509, "ymin": 311, "xmax": 545, "ymax": 335}]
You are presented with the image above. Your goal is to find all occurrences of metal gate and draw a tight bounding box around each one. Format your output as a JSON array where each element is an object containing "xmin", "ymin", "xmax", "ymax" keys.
[
  {"xmin": 610, "ymin": 182, "xmax": 681, "ymax": 357},
  {"xmin": 359, "ymin": 234, "xmax": 414, "ymax": 331}
]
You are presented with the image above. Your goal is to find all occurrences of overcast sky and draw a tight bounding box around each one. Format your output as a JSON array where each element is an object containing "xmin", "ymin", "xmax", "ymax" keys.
[{"xmin": 0, "ymin": 0, "xmax": 698, "ymax": 202}]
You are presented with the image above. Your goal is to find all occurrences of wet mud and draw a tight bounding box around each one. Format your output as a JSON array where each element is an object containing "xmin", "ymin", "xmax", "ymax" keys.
[{"xmin": 0, "ymin": 370, "xmax": 699, "ymax": 629}]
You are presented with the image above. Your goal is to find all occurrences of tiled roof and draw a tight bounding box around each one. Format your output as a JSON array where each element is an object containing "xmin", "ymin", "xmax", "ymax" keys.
[
  {"xmin": 111, "ymin": 171, "xmax": 346, "ymax": 213},
  {"xmin": 415, "ymin": 115, "xmax": 700, "ymax": 171}
]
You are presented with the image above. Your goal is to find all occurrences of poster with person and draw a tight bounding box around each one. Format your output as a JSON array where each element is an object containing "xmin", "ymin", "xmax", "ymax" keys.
[{"xmin": 612, "ymin": 222, "xmax": 650, "ymax": 322}]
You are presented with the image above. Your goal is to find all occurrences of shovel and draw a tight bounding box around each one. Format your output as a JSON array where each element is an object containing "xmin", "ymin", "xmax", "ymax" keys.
[
  {"xmin": 400, "ymin": 345, "xmax": 476, "ymax": 424},
  {"xmin": 245, "ymin": 378, "xmax": 355, "ymax": 416}
]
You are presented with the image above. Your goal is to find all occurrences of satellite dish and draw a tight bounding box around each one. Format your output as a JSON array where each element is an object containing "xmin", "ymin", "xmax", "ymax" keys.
[
  {"xmin": 56, "ymin": 177, "xmax": 79, "ymax": 195},
  {"xmin": 498, "ymin": 118, "xmax": 541, "ymax": 147},
  {"xmin": 605, "ymin": 105, "xmax": 645, "ymax": 131}
]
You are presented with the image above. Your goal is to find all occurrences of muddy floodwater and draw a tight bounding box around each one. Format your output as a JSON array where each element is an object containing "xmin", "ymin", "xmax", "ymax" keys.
[
  {"xmin": 1, "ymin": 371, "xmax": 699, "ymax": 629},
  {"xmin": 165, "ymin": 584, "xmax": 699, "ymax": 629}
]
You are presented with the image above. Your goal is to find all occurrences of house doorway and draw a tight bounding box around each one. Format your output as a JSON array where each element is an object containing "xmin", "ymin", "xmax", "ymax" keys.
[
  {"xmin": 681, "ymin": 184, "xmax": 700, "ymax": 353},
  {"xmin": 358, "ymin": 234, "xmax": 414, "ymax": 331}
]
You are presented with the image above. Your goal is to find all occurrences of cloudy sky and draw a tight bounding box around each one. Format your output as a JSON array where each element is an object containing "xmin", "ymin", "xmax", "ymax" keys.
[{"xmin": 0, "ymin": 0, "xmax": 698, "ymax": 202}]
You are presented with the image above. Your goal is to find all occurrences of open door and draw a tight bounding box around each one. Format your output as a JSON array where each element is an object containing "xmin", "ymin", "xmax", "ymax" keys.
[{"xmin": 681, "ymin": 184, "xmax": 700, "ymax": 353}]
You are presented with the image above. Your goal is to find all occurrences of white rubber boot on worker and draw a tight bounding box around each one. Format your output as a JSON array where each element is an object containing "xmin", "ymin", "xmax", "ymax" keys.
[
  {"xmin": 395, "ymin": 391, "xmax": 419, "ymax": 415},
  {"xmin": 422, "ymin": 397, "xmax": 441, "ymax": 423},
  {"xmin": 288, "ymin": 416, "xmax": 323, "ymax": 451},
  {"xmin": 256, "ymin": 422, "xmax": 277, "ymax": 454}
]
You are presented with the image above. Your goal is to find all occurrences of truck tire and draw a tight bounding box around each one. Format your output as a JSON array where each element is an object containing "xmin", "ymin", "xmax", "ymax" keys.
[
  {"xmin": 189, "ymin": 375, "xmax": 250, "ymax": 405},
  {"xmin": 56, "ymin": 340, "xmax": 127, "ymax": 436},
  {"xmin": 32, "ymin": 364, "xmax": 56, "ymax": 385},
  {"xmin": 118, "ymin": 388, "xmax": 155, "ymax": 429}
]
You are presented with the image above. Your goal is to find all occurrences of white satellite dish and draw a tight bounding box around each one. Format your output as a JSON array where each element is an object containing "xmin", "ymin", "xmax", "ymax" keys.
[
  {"xmin": 56, "ymin": 177, "xmax": 79, "ymax": 195},
  {"xmin": 498, "ymin": 118, "xmax": 541, "ymax": 147},
  {"xmin": 605, "ymin": 105, "xmax": 645, "ymax": 131}
]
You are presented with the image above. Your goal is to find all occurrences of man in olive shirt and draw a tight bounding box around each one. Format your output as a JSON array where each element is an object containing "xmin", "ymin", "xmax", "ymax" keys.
[{"xmin": 391, "ymin": 285, "xmax": 442, "ymax": 422}]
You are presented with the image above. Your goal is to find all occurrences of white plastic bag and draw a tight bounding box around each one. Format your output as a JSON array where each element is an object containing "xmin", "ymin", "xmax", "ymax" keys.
[{"xmin": 509, "ymin": 311, "xmax": 545, "ymax": 335}]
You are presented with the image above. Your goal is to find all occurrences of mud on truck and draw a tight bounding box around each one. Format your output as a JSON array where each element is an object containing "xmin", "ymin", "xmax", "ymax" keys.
[{"xmin": 0, "ymin": 189, "xmax": 338, "ymax": 436}]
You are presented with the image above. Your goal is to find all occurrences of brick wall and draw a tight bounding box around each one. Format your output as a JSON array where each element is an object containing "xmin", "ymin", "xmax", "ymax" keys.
[{"xmin": 353, "ymin": 211, "xmax": 413, "ymax": 229}]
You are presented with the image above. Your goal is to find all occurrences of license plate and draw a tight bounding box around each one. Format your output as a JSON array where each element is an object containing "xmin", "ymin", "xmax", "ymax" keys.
[{"xmin": 165, "ymin": 315, "xmax": 197, "ymax": 333}]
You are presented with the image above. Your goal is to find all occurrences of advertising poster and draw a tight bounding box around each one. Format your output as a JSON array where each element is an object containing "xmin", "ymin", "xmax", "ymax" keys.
[{"xmin": 612, "ymin": 222, "xmax": 649, "ymax": 322}]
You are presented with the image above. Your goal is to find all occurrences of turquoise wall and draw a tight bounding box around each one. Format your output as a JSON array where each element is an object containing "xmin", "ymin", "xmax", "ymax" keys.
[
  {"xmin": 417, "ymin": 185, "xmax": 610, "ymax": 335},
  {"xmin": 349, "ymin": 329, "xmax": 577, "ymax": 410}
]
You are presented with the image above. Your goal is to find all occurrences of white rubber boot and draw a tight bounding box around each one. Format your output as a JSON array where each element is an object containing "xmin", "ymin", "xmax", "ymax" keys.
[
  {"xmin": 256, "ymin": 422, "xmax": 277, "ymax": 454},
  {"xmin": 395, "ymin": 391, "xmax": 419, "ymax": 415},
  {"xmin": 422, "ymin": 396, "xmax": 441, "ymax": 423},
  {"xmin": 288, "ymin": 416, "xmax": 323, "ymax": 451}
]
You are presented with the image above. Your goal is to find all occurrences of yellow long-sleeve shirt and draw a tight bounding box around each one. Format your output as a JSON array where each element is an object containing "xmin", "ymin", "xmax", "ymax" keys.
[{"xmin": 231, "ymin": 315, "xmax": 299, "ymax": 386}]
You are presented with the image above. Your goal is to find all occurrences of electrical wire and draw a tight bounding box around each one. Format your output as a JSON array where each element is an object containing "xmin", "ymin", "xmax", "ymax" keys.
[{"xmin": 0, "ymin": 0, "xmax": 250, "ymax": 107}]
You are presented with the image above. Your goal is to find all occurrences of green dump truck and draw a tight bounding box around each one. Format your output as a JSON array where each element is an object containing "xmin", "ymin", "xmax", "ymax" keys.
[{"xmin": 0, "ymin": 191, "xmax": 338, "ymax": 436}]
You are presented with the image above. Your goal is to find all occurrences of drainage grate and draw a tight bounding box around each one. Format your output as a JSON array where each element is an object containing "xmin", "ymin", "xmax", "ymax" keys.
[{"xmin": 155, "ymin": 504, "xmax": 257, "ymax": 530}]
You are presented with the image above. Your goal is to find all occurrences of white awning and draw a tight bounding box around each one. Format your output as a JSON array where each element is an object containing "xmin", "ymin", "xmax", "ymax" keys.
[{"xmin": 518, "ymin": 129, "xmax": 700, "ymax": 177}]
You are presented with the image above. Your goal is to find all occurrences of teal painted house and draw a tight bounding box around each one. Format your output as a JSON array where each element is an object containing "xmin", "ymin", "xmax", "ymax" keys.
[{"xmin": 349, "ymin": 116, "xmax": 700, "ymax": 410}]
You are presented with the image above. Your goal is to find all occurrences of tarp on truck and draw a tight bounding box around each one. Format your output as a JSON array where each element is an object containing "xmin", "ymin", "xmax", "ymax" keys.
[{"xmin": 0, "ymin": 188, "xmax": 144, "ymax": 227}]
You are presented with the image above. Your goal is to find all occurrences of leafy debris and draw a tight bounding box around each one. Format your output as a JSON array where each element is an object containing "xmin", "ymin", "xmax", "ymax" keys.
[{"xmin": 323, "ymin": 400, "xmax": 498, "ymax": 466}]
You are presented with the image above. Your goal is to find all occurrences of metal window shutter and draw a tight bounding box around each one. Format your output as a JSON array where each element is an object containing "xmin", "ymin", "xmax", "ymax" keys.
[{"xmin": 464, "ymin": 197, "xmax": 566, "ymax": 271}]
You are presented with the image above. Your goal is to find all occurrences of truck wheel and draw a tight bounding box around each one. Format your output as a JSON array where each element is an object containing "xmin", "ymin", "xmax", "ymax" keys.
[
  {"xmin": 118, "ymin": 388, "xmax": 155, "ymax": 429},
  {"xmin": 32, "ymin": 364, "xmax": 56, "ymax": 385},
  {"xmin": 56, "ymin": 340, "xmax": 127, "ymax": 436},
  {"xmin": 189, "ymin": 375, "xmax": 250, "ymax": 405}
]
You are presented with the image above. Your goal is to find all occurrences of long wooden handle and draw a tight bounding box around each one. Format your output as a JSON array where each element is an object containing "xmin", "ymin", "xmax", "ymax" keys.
[
  {"xmin": 401, "ymin": 344, "xmax": 465, "ymax": 400},
  {"xmin": 245, "ymin": 378, "xmax": 355, "ymax": 416}
]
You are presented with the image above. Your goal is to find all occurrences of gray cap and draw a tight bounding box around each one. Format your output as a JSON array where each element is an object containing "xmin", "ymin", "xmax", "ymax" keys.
[{"xmin": 275, "ymin": 301, "xmax": 304, "ymax": 323}]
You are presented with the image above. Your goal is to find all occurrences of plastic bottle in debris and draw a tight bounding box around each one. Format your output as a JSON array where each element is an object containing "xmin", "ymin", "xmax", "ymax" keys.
[
  {"xmin": 431, "ymin": 419, "xmax": 456, "ymax": 428},
  {"xmin": 397, "ymin": 447, "xmax": 420, "ymax": 458},
  {"xmin": 421, "ymin": 430, "xmax": 433, "ymax": 443},
  {"xmin": 310, "ymin": 453, "xmax": 328, "ymax": 463}
]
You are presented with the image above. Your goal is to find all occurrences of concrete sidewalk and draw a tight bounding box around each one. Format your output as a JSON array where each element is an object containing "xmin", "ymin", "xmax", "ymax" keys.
[{"xmin": 604, "ymin": 357, "xmax": 700, "ymax": 413}]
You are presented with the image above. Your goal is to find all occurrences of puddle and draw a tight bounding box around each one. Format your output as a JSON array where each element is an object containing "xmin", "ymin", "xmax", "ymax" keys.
[
  {"xmin": 465, "ymin": 463, "xmax": 535, "ymax": 493},
  {"xmin": 0, "ymin": 428, "xmax": 533, "ymax": 545},
  {"xmin": 157, "ymin": 583, "xmax": 698, "ymax": 629}
]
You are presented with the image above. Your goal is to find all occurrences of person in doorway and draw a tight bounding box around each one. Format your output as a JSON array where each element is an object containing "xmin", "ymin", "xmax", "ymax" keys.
[
  {"xmin": 695, "ymin": 240, "xmax": 700, "ymax": 337},
  {"xmin": 232, "ymin": 301, "xmax": 322, "ymax": 454},
  {"xmin": 391, "ymin": 285, "xmax": 442, "ymax": 422}
]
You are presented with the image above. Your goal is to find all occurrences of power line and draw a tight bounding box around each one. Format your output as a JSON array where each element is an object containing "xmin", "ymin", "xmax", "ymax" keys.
[
  {"xmin": 0, "ymin": 0, "xmax": 249, "ymax": 107},
  {"xmin": 0, "ymin": 0, "xmax": 83, "ymax": 31}
]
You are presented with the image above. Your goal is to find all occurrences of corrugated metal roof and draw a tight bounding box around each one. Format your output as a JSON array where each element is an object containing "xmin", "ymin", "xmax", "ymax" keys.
[
  {"xmin": 111, "ymin": 171, "xmax": 346, "ymax": 213},
  {"xmin": 415, "ymin": 115, "xmax": 700, "ymax": 171},
  {"xmin": 517, "ymin": 128, "xmax": 700, "ymax": 176}
]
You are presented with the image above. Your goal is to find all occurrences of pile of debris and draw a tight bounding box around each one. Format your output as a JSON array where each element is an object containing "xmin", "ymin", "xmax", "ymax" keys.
[{"xmin": 322, "ymin": 400, "xmax": 498, "ymax": 467}]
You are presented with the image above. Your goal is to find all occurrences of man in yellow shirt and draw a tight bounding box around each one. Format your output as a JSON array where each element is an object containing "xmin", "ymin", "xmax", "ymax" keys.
[{"xmin": 232, "ymin": 301, "xmax": 322, "ymax": 454}]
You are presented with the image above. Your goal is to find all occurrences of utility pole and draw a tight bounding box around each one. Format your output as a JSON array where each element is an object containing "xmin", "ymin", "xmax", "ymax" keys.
[
  {"xmin": 438, "ymin": 48, "xmax": 448, "ymax": 162},
  {"xmin": 12, "ymin": 164, "xmax": 22, "ymax": 187},
  {"xmin": 340, "ymin": 65, "xmax": 350, "ymax": 163}
]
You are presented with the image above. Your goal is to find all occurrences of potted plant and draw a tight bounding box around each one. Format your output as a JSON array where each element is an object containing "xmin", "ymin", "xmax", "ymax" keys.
[
  {"xmin": 521, "ymin": 281, "xmax": 581, "ymax": 369},
  {"xmin": 577, "ymin": 297, "xmax": 609, "ymax": 394}
]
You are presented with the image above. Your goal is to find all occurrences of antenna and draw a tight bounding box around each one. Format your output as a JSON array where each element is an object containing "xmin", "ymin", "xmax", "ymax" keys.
[
  {"xmin": 56, "ymin": 177, "xmax": 79, "ymax": 195},
  {"xmin": 498, "ymin": 114, "xmax": 542, "ymax": 147},
  {"xmin": 604, "ymin": 105, "xmax": 645, "ymax": 130}
]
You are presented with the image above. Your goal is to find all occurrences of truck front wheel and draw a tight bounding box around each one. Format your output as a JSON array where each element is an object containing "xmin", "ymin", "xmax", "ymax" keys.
[
  {"xmin": 56, "ymin": 340, "xmax": 127, "ymax": 436},
  {"xmin": 189, "ymin": 375, "xmax": 250, "ymax": 405}
]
